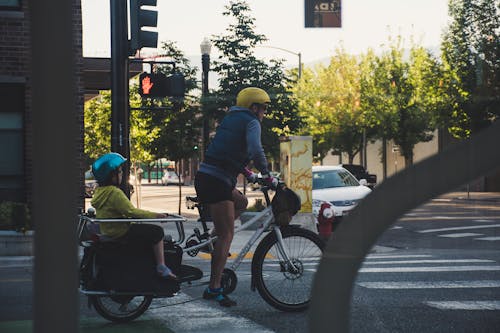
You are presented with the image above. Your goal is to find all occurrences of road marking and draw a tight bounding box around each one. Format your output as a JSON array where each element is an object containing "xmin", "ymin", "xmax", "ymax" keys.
[
  {"xmin": 391, "ymin": 226, "xmax": 403, "ymax": 230},
  {"xmin": 474, "ymin": 219, "xmax": 496, "ymax": 223},
  {"xmin": 475, "ymin": 237, "xmax": 500, "ymax": 241},
  {"xmin": 431, "ymin": 216, "xmax": 454, "ymax": 219},
  {"xmin": 425, "ymin": 301, "xmax": 500, "ymax": 310},
  {"xmin": 359, "ymin": 265, "xmax": 500, "ymax": 273},
  {"xmin": 147, "ymin": 293, "xmax": 275, "ymax": 333},
  {"xmin": 0, "ymin": 278, "xmax": 31, "ymax": 283},
  {"xmin": 358, "ymin": 280, "xmax": 500, "ymax": 289},
  {"xmin": 418, "ymin": 224, "xmax": 500, "ymax": 233},
  {"xmin": 366, "ymin": 255, "xmax": 432, "ymax": 259},
  {"xmin": 197, "ymin": 252, "xmax": 275, "ymax": 260},
  {"xmin": 363, "ymin": 259, "xmax": 493, "ymax": 265},
  {"xmin": 438, "ymin": 233, "xmax": 482, "ymax": 238}
]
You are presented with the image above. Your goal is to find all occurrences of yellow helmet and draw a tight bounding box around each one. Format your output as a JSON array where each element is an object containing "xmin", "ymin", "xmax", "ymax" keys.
[{"xmin": 236, "ymin": 87, "xmax": 271, "ymax": 109}]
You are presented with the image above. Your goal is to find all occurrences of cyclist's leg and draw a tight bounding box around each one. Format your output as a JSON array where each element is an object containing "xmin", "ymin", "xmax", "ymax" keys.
[
  {"xmin": 232, "ymin": 189, "xmax": 248, "ymax": 220},
  {"xmin": 208, "ymin": 200, "xmax": 235, "ymax": 289}
]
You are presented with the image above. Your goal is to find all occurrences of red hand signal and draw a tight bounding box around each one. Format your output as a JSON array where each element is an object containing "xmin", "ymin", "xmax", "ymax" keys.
[{"xmin": 141, "ymin": 75, "xmax": 154, "ymax": 94}]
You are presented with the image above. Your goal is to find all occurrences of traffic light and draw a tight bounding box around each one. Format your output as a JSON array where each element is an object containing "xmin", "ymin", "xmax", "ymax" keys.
[
  {"xmin": 139, "ymin": 72, "xmax": 186, "ymax": 98},
  {"xmin": 129, "ymin": 0, "xmax": 158, "ymax": 53}
]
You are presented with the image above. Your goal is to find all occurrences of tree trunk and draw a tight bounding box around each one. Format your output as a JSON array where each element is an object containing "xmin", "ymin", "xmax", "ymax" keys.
[
  {"xmin": 404, "ymin": 152, "xmax": 413, "ymax": 167},
  {"xmin": 176, "ymin": 161, "xmax": 182, "ymax": 215},
  {"xmin": 382, "ymin": 138, "xmax": 387, "ymax": 180}
]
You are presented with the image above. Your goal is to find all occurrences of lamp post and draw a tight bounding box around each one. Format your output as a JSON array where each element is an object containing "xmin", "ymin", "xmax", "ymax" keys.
[
  {"xmin": 259, "ymin": 45, "xmax": 302, "ymax": 79},
  {"xmin": 200, "ymin": 37, "xmax": 212, "ymax": 160}
]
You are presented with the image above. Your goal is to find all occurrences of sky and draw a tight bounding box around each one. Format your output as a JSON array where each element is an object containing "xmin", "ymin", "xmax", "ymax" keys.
[{"xmin": 81, "ymin": 0, "xmax": 451, "ymax": 67}]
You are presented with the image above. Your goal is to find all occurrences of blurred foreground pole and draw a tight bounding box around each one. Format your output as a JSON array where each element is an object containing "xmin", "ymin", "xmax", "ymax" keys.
[{"xmin": 29, "ymin": 0, "xmax": 79, "ymax": 332}]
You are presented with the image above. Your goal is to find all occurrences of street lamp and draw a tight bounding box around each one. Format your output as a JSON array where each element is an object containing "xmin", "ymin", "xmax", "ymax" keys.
[
  {"xmin": 259, "ymin": 45, "xmax": 302, "ymax": 79},
  {"xmin": 200, "ymin": 37, "xmax": 212, "ymax": 159}
]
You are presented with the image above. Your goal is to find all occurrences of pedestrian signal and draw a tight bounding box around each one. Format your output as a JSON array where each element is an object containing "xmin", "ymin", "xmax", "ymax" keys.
[
  {"xmin": 138, "ymin": 72, "xmax": 185, "ymax": 98},
  {"xmin": 139, "ymin": 72, "xmax": 167, "ymax": 97}
]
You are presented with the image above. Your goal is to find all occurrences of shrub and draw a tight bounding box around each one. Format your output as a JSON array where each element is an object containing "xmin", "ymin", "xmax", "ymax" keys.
[
  {"xmin": 246, "ymin": 198, "xmax": 266, "ymax": 212},
  {"xmin": 0, "ymin": 201, "xmax": 31, "ymax": 233}
]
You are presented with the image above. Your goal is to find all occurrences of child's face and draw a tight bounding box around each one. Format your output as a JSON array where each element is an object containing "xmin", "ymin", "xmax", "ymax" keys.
[{"xmin": 113, "ymin": 167, "xmax": 123, "ymax": 185}]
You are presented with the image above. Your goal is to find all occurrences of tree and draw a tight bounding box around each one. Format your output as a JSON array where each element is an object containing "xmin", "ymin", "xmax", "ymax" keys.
[
  {"xmin": 84, "ymin": 90, "xmax": 155, "ymax": 168},
  {"xmin": 360, "ymin": 37, "xmax": 445, "ymax": 167},
  {"xmin": 293, "ymin": 47, "xmax": 365, "ymax": 163},
  {"xmin": 441, "ymin": 0, "xmax": 500, "ymax": 136},
  {"xmin": 210, "ymin": 0, "xmax": 303, "ymax": 162}
]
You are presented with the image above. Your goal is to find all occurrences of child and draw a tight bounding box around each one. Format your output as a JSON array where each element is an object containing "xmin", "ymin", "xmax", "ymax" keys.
[{"xmin": 91, "ymin": 152, "xmax": 176, "ymax": 279}]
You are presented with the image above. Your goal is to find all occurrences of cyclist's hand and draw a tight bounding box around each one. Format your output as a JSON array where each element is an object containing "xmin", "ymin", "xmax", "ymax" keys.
[
  {"xmin": 262, "ymin": 174, "xmax": 279, "ymax": 189},
  {"xmin": 243, "ymin": 167, "xmax": 258, "ymax": 183}
]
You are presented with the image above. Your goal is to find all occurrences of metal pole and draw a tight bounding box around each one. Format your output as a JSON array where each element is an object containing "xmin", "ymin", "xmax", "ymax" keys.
[
  {"xmin": 110, "ymin": 0, "xmax": 131, "ymax": 197},
  {"xmin": 29, "ymin": 0, "xmax": 79, "ymax": 331},
  {"xmin": 298, "ymin": 52, "xmax": 302, "ymax": 79},
  {"xmin": 202, "ymin": 53, "xmax": 210, "ymax": 160}
]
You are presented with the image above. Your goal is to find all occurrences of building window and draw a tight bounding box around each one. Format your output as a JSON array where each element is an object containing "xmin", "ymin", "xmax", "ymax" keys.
[
  {"xmin": 0, "ymin": 83, "xmax": 25, "ymax": 201},
  {"xmin": 0, "ymin": 0, "xmax": 21, "ymax": 11}
]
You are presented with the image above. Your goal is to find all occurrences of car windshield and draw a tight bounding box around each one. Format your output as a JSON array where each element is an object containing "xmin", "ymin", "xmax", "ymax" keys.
[{"xmin": 313, "ymin": 170, "xmax": 359, "ymax": 189}]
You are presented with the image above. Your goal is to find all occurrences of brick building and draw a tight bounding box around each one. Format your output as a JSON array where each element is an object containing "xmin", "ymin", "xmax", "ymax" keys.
[{"xmin": 0, "ymin": 1, "xmax": 84, "ymax": 214}]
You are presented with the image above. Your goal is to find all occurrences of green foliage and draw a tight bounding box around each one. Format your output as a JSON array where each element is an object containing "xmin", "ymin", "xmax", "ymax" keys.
[
  {"xmin": 84, "ymin": 41, "xmax": 201, "ymax": 170},
  {"xmin": 360, "ymin": 37, "xmax": 445, "ymax": 165},
  {"xmin": 210, "ymin": 0, "xmax": 303, "ymax": 161},
  {"xmin": 0, "ymin": 201, "xmax": 31, "ymax": 232},
  {"xmin": 246, "ymin": 198, "xmax": 266, "ymax": 212},
  {"xmin": 294, "ymin": 47, "xmax": 365, "ymax": 163},
  {"xmin": 151, "ymin": 42, "xmax": 202, "ymax": 165},
  {"xmin": 441, "ymin": 0, "xmax": 500, "ymax": 135}
]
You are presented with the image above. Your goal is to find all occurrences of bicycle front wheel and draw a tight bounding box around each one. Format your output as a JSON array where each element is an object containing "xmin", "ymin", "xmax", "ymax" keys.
[{"xmin": 252, "ymin": 226, "xmax": 324, "ymax": 312}]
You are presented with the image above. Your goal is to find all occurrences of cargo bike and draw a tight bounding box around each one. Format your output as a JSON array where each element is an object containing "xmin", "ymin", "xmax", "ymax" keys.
[{"xmin": 77, "ymin": 181, "xmax": 325, "ymax": 322}]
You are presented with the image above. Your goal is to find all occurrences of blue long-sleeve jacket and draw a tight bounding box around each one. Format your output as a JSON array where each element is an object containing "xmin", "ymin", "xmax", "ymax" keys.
[{"xmin": 199, "ymin": 106, "xmax": 270, "ymax": 187}]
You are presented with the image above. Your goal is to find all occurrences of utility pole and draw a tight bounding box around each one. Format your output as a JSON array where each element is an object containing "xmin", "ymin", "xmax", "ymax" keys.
[{"xmin": 110, "ymin": 0, "xmax": 131, "ymax": 196}]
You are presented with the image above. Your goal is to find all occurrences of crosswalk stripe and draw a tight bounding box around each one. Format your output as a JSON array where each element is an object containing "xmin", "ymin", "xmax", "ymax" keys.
[
  {"xmin": 147, "ymin": 293, "xmax": 274, "ymax": 332},
  {"xmin": 359, "ymin": 265, "xmax": 500, "ymax": 273},
  {"xmin": 418, "ymin": 224, "xmax": 500, "ymax": 233},
  {"xmin": 358, "ymin": 280, "xmax": 500, "ymax": 289},
  {"xmin": 425, "ymin": 301, "xmax": 500, "ymax": 310},
  {"xmin": 439, "ymin": 232, "xmax": 482, "ymax": 238},
  {"xmin": 366, "ymin": 254, "xmax": 432, "ymax": 259},
  {"xmin": 475, "ymin": 237, "xmax": 500, "ymax": 241},
  {"xmin": 363, "ymin": 259, "xmax": 493, "ymax": 265}
]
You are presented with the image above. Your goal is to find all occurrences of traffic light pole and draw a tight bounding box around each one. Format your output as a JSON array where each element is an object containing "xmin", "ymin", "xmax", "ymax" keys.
[{"xmin": 110, "ymin": 0, "xmax": 131, "ymax": 197}]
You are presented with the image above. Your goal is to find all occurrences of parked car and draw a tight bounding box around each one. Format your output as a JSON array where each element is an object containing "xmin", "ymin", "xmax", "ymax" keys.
[
  {"xmin": 339, "ymin": 164, "xmax": 377, "ymax": 189},
  {"xmin": 161, "ymin": 170, "xmax": 183, "ymax": 186},
  {"xmin": 312, "ymin": 165, "xmax": 372, "ymax": 222}
]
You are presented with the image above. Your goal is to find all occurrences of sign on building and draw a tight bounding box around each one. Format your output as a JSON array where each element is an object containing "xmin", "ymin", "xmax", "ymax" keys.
[{"xmin": 305, "ymin": 0, "xmax": 342, "ymax": 28}]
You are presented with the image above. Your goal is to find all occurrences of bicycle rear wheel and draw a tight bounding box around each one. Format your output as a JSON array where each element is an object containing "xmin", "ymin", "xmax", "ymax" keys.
[
  {"xmin": 90, "ymin": 295, "xmax": 152, "ymax": 323},
  {"xmin": 252, "ymin": 226, "xmax": 324, "ymax": 312}
]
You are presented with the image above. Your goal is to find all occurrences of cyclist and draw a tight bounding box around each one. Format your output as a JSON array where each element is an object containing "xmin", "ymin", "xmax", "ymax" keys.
[
  {"xmin": 90, "ymin": 152, "xmax": 176, "ymax": 279},
  {"xmin": 195, "ymin": 87, "xmax": 278, "ymax": 306}
]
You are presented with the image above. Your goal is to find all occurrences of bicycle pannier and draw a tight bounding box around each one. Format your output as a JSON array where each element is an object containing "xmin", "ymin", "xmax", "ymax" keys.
[{"xmin": 271, "ymin": 185, "xmax": 301, "ymax": 226}]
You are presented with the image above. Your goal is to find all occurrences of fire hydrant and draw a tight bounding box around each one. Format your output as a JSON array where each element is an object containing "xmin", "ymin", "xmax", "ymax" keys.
[{"xmin": 317, "ymin": 202, "xmax": 335, "ymax": 241}]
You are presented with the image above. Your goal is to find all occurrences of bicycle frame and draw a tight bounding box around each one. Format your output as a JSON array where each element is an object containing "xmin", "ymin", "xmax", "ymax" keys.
[{"xmin": 183, "ymin": 186, "xmax": 299, "ymax": 273}]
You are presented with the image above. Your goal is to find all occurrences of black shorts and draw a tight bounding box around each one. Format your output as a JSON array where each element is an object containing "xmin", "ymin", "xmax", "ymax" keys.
[
  {"xmin": 122, "ymin": 223, "xmax": 164, "ymax": 245},
  {"xmin": 195, "ymin": 172, "xmax": 233, "ymax": 204}
]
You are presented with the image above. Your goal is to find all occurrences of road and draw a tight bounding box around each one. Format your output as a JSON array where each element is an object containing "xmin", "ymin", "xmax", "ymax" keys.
[{"xmin": 1, "ymin": 186, "xmax": 499, "ymax": 332}]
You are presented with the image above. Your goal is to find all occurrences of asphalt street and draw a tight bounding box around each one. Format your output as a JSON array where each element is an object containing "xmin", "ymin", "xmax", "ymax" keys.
[{"xmin": 1, "ymin": 185, "xmax": 499, "ymax": 332}]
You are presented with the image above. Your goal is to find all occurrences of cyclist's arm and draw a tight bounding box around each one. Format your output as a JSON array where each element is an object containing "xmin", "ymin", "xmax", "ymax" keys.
[{"xmin": 246, "ymin": 119, "xmax": 269, "ymax": 175}]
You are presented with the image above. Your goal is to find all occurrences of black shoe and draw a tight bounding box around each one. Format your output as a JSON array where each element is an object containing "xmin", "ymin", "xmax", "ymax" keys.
[{"xmin": 203, "ymin": 288, "xmax": 237, "ymax": 307}]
